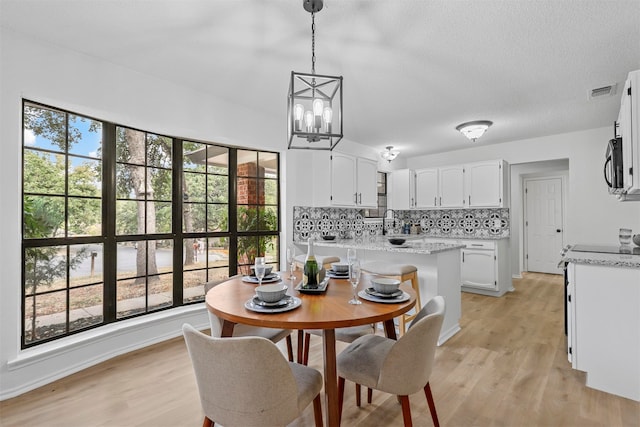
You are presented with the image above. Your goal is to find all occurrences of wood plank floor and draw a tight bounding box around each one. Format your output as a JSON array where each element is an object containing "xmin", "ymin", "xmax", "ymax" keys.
[{"xmin": 2, "ymin": 273, "xmax": 639, "ymax": 426}]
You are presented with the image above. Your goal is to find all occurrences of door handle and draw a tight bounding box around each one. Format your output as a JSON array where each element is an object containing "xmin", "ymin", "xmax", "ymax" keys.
[{"xmin": 556, "ymin": 229, "xmax": 562, "ymax": 233}]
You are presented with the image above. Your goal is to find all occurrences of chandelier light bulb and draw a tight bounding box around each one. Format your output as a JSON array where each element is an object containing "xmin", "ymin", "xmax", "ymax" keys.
[
  {"xmin": 304, "ymin": 110, "xmax": 314, "ymax": 132},
  {"xmin": 313, "ymin": 99, "xmax": 324, "ymax": 129},
  {"xmin": 323, "ymin": 107, "xmax": 333, "ymax": 132},
  {"xmin": 294, "ymin": 104, "xmax": 305, "ymax": 131}
]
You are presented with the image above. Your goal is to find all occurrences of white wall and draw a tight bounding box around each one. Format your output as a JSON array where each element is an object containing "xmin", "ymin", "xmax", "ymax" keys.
[
  {"xmin": 0, "ymin": 29, "xmax": 286, "ymax": 399},
  {"xmin": 406, "ymin": 128, "xmax": 640, "ymax": 276}
]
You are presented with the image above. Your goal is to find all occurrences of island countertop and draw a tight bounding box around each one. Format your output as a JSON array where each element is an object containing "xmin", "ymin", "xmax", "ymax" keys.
[
  {"xmin": 564, "ymin": 246, "xmax": 640, "ymax": 269},
  {"xmin": 295, "ymin": 236, "xmax": 465, "ymax": 255}
]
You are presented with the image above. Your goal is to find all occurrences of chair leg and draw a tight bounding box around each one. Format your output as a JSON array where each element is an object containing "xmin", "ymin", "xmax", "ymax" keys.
[
  {"xmin": 302, "ymin": 332, "xmax": 311, "ymax": 365},
  {"xmin": 312, "ymin": 394, "xmax": 324, "ymax": 427},
  {"xmin": 297, "ymin": 330, "xmax": 305, "ymax": 363},
  {"xmin": 424, "ymin": 382, "xmax": 440, "ymax": 427},
  {"xmin": 367, "ymin": 387, "xmax": 373, "ymax": 404},
  {"xmin": 355, "ymin": 383, "xmax": 361, "ymax": 407},
  {"xmin": 202, "ymin": 416, "xmax": 213, "ymax": 427},
  {"xmin": 338, "ymin": 376, "xmax": 346, "ymax": 425},
  {"xmin": 399, "ymin": 395, "xmax": 413, "ymax": 427},
  {"xmin": 286, "ymin": 335, "xmax": 294, "ymax": 362}
]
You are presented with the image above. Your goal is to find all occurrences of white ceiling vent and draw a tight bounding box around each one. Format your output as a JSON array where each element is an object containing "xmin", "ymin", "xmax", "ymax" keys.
[{"xmin": 589, "ymin": 83, "xmax": 617, "ymax": 100}]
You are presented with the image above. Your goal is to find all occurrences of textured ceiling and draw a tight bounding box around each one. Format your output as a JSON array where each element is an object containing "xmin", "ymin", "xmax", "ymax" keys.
[{"xmin": 2, "ymin": 0, "xmax": 640, "ymax": 157}]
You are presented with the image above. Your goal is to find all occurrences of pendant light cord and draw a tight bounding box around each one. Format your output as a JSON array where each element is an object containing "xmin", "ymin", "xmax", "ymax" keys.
[{"xmin": 311, "ymin": 11, "xmax": 316, "ymax": 75}]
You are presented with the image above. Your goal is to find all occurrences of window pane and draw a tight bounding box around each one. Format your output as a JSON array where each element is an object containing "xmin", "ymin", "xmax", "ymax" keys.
[
  {"xmin": 237, "ymin": 151, "xmax": 259, "ymax": 177},
  {"xmin": 149, "ymin": 167, "xmax": 172, "ymax": 201},
  {"xmin": 264, "ymin": 179, "xmax": 278, "ymax": 205},
  {"xmin": 262, "ymin": 235, "xmax": 278, "ymax": 266},
  {"xmin": 184, "ymin": 202, "xmax": 205, "ymax": 233},
  {"xmin": 153, "ymin": 201, "xmax": 172, "ymax": 234},
  {"xmin": 259, "ymin": 151, "xmax": 278, "ymax": 179},
  {"xmin": 24, "ymin": 104, "xmax": 66, "ymax": 152},
  {"xmin": 34, "ymin": 290, "xmax": 68, "ymax": 341},
  {"xmin": 207, "ymin": 174, "xmax": 228, "ymax": 203},
  {"xmin": 155, "ymin": 239, "xmax": 173, "ymax": 274},
  {"xmin": 183, "ymin": 238, "xmax": 204, "ymax": 270},
  {"xmin": 237, "ymin": 206, "xmax": 257, "ymax": 231},
  {"xmin": 207, "ymin": 145, "xmax": 228, "ymax": 174},
  {"xmin": 68, "ymin": 114, "xmax": 102, "ymax": 159},
  {"xmin": 68, "ymin": 197, "xmax": 102, "ymax": 236},
  {"xmin": 23, "ymin": 195, "xmax": 65, "ymax": 239},
  {"xmin": 69, "ymin": 244, "xmax": 103, "ymax": 286},
  {"xmin": 116, "ymin": 164, "xmax": 145, "ymax": 199},
  {"xmin": 23, "ymin": 150, "xmax": 65, "ymax": 195},
  {"xmin": 184, "ymin": 171, "xmax": 206, "ymax": 203},
  {"xmin": 259, "ymin": 206, "xmax": 278, "ymax": 231},
  {"xmin": 238, "ymin": 236, "xmax": 259, "ymax": 274},
  {"xmin": 183, "ymin": 142, "xmax": 207, "ymax": 172},
  {"xmin": 116, "ymin": 200, "xmax": 140, "ymax": 235},
  {"xmin": 68, "ymin": 157, "xmax": 101, "ymax": 197},
  {"xmin": 117, "ymin": 128, "xmax": 145, "ymax": 166},
  {"xmin": 147, "ymin": 134, "xmax": 172, "ymax": 168},
  {"xmin": 148, "ymin": 273, "xmax": 172, "ymax": 312},
  {"xmin": 207, "ymin": 237, "xmax": 229, "ymax": 268},
  {"xmin": 207, "ymin": 204, "xmax": 228, "ymax": 232},
  {"xmin": 116, "ymin": 278, "xmax": 145, "ymax": 318},
  {"xmin": 69, "ymin": 284, "xmax": 103, "ymax": 331},
  {"xmin": 25, "ymin": 246, "xmax": 67, "ymax": 293},
  {"xmin": 117, "ymin": 242, "xmax": 144, "ymax": 278},
  {"xmin": 183, "ymin": 270, "xmax": 207, "ymax": 303}
]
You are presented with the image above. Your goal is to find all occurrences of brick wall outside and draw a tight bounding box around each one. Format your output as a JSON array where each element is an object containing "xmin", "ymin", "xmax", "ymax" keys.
[{"xmin": 237, "ymin": 162, "xmax": 265, "ymax": 204}]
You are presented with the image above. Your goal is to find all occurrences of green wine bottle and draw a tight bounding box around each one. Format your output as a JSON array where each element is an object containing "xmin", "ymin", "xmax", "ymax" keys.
[{"xmin": 303, "ymin": 238, "xmax": 319, "ymax": 288}]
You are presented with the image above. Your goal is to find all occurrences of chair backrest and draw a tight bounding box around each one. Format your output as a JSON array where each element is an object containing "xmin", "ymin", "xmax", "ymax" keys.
[
  {"xmin": 182, "ymin": 323, "xmax": 301, "ymax": 427},
  {"xmin": 204, "ymin": 275, "xmax": 241, "ymax": 337},
  {"xmin": 377, "ymin": 296, "xmax": 445, "ymax": 395}
]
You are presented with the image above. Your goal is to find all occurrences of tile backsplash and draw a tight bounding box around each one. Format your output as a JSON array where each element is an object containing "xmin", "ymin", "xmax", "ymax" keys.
[{"xmin": 293, "ymin": 206, "xmax": 510, "ymax": 241}]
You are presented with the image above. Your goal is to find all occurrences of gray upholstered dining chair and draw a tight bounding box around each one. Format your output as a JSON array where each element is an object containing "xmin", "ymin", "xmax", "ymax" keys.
[
  {"xmin": 204, "ymin": 277, "xmax": 294, "ymax": 361},
  {"xmin": 336, "ymin": 296, "xmax": 445, "ymax": 427},
  {"xmin": 182, "ymin": 323, "xmax": 324, "ymax": 427}
]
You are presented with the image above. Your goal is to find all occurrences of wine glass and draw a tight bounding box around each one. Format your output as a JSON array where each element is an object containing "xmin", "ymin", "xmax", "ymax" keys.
[
  {"xmin": 286, "ymin": 246, "xmax": 296, "ymax": 280},
  {"xmin": 347, "ymin": 248, "xmax": 357, "ymax": 265},
  {"xmin": 254, "ymin": 256, "xmax": 266, "ymax": 286},
  {"xmin": 348, "ymin": 260, "xmax": 362, "ymax": 305}
]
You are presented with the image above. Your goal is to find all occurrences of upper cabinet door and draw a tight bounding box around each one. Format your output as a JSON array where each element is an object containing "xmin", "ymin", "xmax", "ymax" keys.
[
  {"xmin": 439, "ymin": 165, "xmax": 465, "ymax": 207},
  {"xmin": 414, "ymin": 168, "xmax": 438, "ymax": 208},
  {"xmin": 390, "ymin": 169, "xmax": 414, "ymax": 210},
  {"xmin": 356, "ymin": 157, "xmax": 379, "ymax": 207},
  {"xmin": 331, "ymin": 152, "xmax": 357, "ymax": 206},
  {"xmin": 465, "ymin": 160, "xmax": 504, "ymax": 207}
]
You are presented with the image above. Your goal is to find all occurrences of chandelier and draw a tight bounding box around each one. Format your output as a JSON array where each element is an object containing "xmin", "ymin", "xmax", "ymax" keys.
[
  {"xmin": 380, "ymin": 146, "xmax": 399, "ymax": 163},
  {"xmin": 455, "ymin": 120, "xmax": 493, "ymax": 142},
  {"xmin": 288, "ymin": 0, "xmax": 343, "ymax": 150}
]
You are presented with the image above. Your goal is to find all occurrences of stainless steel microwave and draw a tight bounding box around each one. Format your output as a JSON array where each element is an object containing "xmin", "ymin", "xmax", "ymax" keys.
[{"xmin": 604, "ymin": 137, "xmax": 624, "ymax": 191}]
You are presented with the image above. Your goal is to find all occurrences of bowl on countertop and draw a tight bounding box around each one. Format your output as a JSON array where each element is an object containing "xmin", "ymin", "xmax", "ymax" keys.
[
  {"xmin": 250, "ymin": 265, "xmax": 273, "ymax": 276},
  {"xmin": 255, "ymin": 284, "xmax": 288, "ymax": 302},
  {"xmin": 371, "ymin": 277, "xmax": 401, "ymax": 294},
  {"xmin": 388, "ymin": 237, "xmax": 406, "ymax": 246},
  {"xmin": 633, "ymin": 234, "xmax": 640, "ymax": 246},
  {"xmin": 330, "ymin": 262, "xmax": 350, "ymax": 273},
  {"xmin": 322, "ymin": 235, "xmax": 337, "ymax": 241}
]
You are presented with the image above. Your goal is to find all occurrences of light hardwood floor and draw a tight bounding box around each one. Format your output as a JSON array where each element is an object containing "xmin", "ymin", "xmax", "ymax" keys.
[{"xmin": 2, "ymin": 273, "xmax": 639, "ymax": 426}]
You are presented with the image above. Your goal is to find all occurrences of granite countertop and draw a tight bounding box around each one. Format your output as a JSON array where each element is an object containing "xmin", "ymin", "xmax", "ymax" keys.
[
  {"xmin": 564, "ymin": 247, "xmax": 640, "ymax": 269},
  {"xmin": 295, "ymin": 237, "xmax": 466, "ymax": 255}
]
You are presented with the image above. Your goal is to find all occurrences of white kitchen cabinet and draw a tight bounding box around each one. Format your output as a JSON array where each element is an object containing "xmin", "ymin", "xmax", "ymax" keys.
[
  {"xmin": 460, "ymin": 239, "xmax": 511, "ymax": 297},
  {"xmin": 390, "ymin": 168, "xmax": 416, "ymax": 210},
  {"xmin": 464, "ymin": 160, "xmax": 508, "ymax": 207},
  {"xmin": 438, "ymin": 165, "xmax": 465, "ymax": 207},
  {"xmin": 414, "ymin": 168, "xmax": 438, "ymax": 208},
  {"xmin": 312, "ymin": 151, "xmax": 378, "ymax": 208},
  {"xmin": 566, "ymin": 262, "xmax": 640, "ymax": 401}
]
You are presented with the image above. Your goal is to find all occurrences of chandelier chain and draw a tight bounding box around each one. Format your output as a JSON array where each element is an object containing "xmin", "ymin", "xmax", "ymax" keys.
[{"xmin": 311, "ymin": 11, "xmax": 316, "ymax": 74}]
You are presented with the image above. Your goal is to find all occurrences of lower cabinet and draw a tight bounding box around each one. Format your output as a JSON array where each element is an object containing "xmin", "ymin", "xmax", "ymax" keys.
[
  {"xmin": 460, "ymin": 239, "xmax": 511, "ymax": 297},
  {"xmin": 566, "ymin": 262, "xmax": 640, "ymax": 401}
]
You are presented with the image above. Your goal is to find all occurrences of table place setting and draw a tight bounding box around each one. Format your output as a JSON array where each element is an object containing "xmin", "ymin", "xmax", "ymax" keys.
[
  {"xmin": 244, "ymin": 283, "xmax": 302, "ymax": 313},
  {"xmin": 241, "ymin": 273, "xmax": 281, "ymax": 284},
  {"xmin": 357, "ymin": 277, "xmax": 410, "ymax": 303},
  {"xmin": 326, "ymin": 262, "xmax": 350, "ymax": 279}
]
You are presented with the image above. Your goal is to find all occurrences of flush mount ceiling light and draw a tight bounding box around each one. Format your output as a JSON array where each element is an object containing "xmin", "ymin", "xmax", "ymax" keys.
[
  {"xmin": 287, "ymin": 0, "xmax": 343, "ymax": 151},
  {"xmin": 456, "ymin": 120, "xmax": 493, "ymax": 142},
  {"xmin": 380, "ymin": 145, "xmax": 399, "ymax": 162}
]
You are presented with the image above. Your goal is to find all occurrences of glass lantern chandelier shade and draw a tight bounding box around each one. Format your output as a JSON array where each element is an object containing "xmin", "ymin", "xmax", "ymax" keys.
[
  {"xmin": 288, "ymin": 71, "xmax": 343, "ymax": 150},
  {"xmin": 455, "ymin": 120, "xmax": 493, "ymax": 142},
  {"xmin": 287, "ymin": 0, "xmax": 343, "ymax": 151}
]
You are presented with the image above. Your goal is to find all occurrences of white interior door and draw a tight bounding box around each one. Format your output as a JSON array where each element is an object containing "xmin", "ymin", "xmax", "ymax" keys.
[{"xmin": 525, "ymin": 177, "xmax": 564, "ymax": 274}]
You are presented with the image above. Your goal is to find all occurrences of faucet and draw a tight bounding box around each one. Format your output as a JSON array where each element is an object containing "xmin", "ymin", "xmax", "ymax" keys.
[{"xmin": 381, "ymin": 209, "xmax": 397, "ymax": 236}]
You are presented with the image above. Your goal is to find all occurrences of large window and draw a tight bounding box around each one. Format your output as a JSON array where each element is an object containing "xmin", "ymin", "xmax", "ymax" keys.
[{"xmin": 21, "ymin": 101, "xmax": 280, "ymax": 347}]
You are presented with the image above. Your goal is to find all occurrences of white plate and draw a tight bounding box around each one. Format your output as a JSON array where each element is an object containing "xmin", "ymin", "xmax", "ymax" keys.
[
  {"xmin": 358, "ymin": 290, "xmax": 410, "ymax": 304},
  {"xmin": 251, "ymin": 295, "xmax": 294, "ymax": 308},
  {"xmin": 364, "ymin": 287, "xmax": 403, "ymax": 299},
  {"xmin": 242, "ymin": 274, "xmax": 281, "ymax": 284},
  {"xmin": 244, "ymin": 296, "xmax": 302, "ymax": 313}
]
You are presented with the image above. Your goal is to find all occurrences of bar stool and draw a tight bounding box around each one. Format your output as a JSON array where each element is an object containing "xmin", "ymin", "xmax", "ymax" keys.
[{"xmin": 360, "ymin": 262, "xmax": 422, "ymax": 336}]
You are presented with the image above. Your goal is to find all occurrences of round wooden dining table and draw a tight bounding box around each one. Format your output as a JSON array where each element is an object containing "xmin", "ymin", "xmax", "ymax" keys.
[{"xmin": 205, "ymin": 271, "xmax": 417, "ymax": 427}]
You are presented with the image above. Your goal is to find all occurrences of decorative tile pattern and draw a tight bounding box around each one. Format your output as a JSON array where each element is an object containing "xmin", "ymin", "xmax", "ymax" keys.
[{"xmin": 293, "ymin": 206, "xmax": 510, "ymax": 241}]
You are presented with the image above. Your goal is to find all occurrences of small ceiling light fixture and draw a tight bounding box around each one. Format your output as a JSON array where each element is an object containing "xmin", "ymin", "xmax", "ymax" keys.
[
  {"xmin": 380, "ymin": 145, "xmax": 399, "ymax": 163},
  {"xmin": 288, "ymin": 0, "xmax": 343, "ymax": 151},
  {"xmin": 456, "ymin": 120, "xmax": 493, "ymax": 142}
]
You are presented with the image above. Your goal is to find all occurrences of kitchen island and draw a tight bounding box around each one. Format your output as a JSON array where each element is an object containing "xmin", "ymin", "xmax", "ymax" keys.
[{"xmin": 294, "ymin": 236, "xmax": 465, "ymax": 344}]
